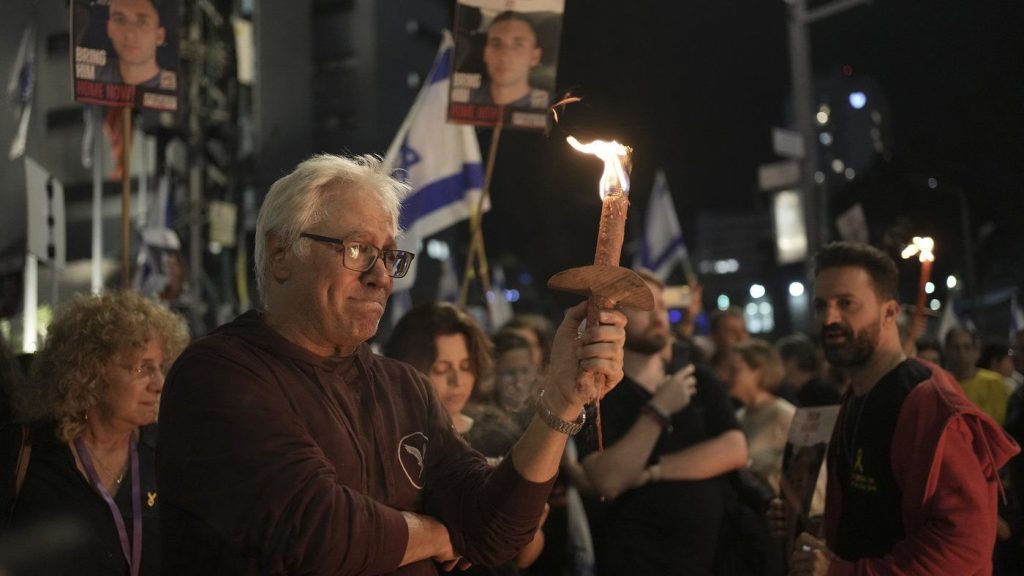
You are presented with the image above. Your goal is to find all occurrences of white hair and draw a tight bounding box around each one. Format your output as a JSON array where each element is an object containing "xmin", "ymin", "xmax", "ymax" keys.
[{"xmin": 253, "ymin": 154, "xmax": 409, "ymax": 303}]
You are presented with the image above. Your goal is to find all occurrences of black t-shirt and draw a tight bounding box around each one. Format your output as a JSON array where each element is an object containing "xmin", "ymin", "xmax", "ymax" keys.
[
  {"xmin": 833, "ymin": 359, "xmax": 931, "ymax": 561},
  {"xmin": 581, "ymin": 365, "xmax": 740, "ymax": 576},
  {"xmin": 3, "ymin": 421, "xmax": 160, "ymax": 576}
]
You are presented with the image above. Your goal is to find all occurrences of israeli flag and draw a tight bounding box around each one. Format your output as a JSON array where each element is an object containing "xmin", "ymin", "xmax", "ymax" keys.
[
  {"xmin": 638, "ymin": 170, "xmax": 689, "ymax": 282},
  {"xmin": 384, "ymin": 31, "xmax": 485, "ymax": 292}
]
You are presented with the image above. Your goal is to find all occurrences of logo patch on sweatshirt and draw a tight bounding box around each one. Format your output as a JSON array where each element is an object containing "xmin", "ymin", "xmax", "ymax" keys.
[{"xmin": 398, "ymin": 432, "xmax": 429, "ymax": 489}]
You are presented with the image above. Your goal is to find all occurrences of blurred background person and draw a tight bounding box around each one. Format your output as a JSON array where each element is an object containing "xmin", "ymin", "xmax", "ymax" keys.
[
  {"xmin": 709, "ymin": 307, "xmax": 749, "ymax": 382},
  {"xmin": 726, "ymin": 339, "xmax": 793, "ymax": 496},
  {"xmin": 495, "ymin": 318, "xmax": 594, "ymax": 576},
  {"xmin": 501, "ymin": 314, "xmax": 554, "ymax": 371},
  {"xmin": 914, "ymin": 334, "xmax": 944, "ymax": 366},
  {"xmin": 491, "ymin": 330, "xmax": 540, "ymax": 429},
  {"xmin": 980, "ymin": 340, "xmax": 1019, "ymax": 394},
  {"xmin": 580, "ymin": 269, "xmax": 747, "ymax": 576},
  {"xmin": 945, "ymin": 326, "xmax": 1009, "ymax": 425},
  {"xmin": 775, "ymin": 333, "xmax": 840, "ymax": 407},
  {"xmin": 3, "ymin": 291, "xmax": 188, "ymax": 576}
]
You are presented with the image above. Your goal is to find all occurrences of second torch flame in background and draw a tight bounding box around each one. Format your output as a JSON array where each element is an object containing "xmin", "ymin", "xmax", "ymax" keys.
[{"xmin": 902, "ymin": 236, "xmax": 935, "ymax": 344}]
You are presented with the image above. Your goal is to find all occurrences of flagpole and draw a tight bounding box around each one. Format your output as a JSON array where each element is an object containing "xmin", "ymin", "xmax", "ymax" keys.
[
  {"xmin": 91, "ymin": 107, "xmax": 104, "ymax": 294},
  {"xmin": 459, "ymin": 111, "xmax": 503, "ymax": 307},
  {"xmin": 121, "ymin": 106, "xmax": 133, "ymax": 290}
]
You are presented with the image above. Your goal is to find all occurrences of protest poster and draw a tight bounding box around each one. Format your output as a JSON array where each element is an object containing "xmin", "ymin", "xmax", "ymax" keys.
[
  {"xmin": 449, "ymin": 0, "xmax": 564, "ymax": 130},
  {"xmin": 780, "ymin": 405, "xmax": 840, "ymax": 552},
  {"xmin": 71, "ymin": 0, "xmax": 179, "ymax": 111}
]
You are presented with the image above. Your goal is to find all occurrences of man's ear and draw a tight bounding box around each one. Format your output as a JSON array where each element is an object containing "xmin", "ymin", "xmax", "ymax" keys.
[
  {"xmin": 266, "ymin": 232, "xmax": 293, "ymax": 284},
  {"xmin": 883, "ymin": 298, "xmax": 900, "ymax": 324}
]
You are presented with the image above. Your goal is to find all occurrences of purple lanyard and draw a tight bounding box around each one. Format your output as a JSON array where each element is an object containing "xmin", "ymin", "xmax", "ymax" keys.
[{"xmin": 74, "ymin": 434, "xmax": 142, "ymax": 576}]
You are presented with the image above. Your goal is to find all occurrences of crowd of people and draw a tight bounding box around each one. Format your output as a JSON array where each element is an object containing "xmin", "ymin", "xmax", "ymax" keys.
[{"xmin": 0, "ymin": 153, "xmax": 1022, "ymax": 576}]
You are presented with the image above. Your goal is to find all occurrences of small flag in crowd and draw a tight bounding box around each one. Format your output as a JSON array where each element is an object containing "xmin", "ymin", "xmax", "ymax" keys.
[
  {"xmin": 638, "ymin": 170, "xmax": 690, "ymax": 282},
  {"xmin": 383, "ymin": 31, "xmax": 485, "ymax": 293},
  {"xmin": 7, "ymin": 26, "xmax": 36, "ymax": 160}
]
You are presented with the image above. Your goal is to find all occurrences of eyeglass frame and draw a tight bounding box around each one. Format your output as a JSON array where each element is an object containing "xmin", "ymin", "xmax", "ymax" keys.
[
  {"xmin": 123, "ymin": 361, "xmax": 170, "ymax": 382},
  {"xmin": 299, "ymin": 232, "xmax": 415, "ymax": 278}
]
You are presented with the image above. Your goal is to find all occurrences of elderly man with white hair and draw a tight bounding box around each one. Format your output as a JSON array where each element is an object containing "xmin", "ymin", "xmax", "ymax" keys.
[{"xmin": 156, "ymin": 154, "xmax": 626, "ymax": 575}]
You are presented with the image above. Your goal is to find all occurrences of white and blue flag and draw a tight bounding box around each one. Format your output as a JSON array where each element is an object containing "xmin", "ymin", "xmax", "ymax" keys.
[
  {"xmin": 384, "ymin": 31, "xmax": 485, "ymax": 292},
  {"xmin": 7, "ymin": 25, "xmax": 36, "ymax": 160},
  {"xmin": 637, "ymin": 169, "xmax": 690, "ymax": 282}
]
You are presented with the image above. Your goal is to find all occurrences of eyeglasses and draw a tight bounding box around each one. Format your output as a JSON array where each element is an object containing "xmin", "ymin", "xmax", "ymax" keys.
[
  {"xmin": 125, "ymin": 362, "xmax": 169, "ymax": 382},
  {"xmin": 300, "ymin": 232, "xmax": 415, "ymax": 278}
]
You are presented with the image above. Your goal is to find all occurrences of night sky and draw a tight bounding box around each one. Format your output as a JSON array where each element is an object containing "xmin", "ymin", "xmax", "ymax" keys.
[{"xmin": 462, "ymin": 0, "xmax": 1024, "ymax": 330}]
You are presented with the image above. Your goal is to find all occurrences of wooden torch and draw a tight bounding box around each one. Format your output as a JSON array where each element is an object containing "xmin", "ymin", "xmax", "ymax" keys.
[{"xmin": 548, "ymin": 137, "xmax": 655, "ymax": 450}]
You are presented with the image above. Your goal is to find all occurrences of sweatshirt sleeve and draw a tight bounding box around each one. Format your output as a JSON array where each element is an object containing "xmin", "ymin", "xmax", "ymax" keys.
[
  {"xmin": 827, "ymin": 417, "xmax": 998, "ymax": 576},
  {"xmin": 157, "ymin": 347, "xmax": 408, "ymax": 576}
]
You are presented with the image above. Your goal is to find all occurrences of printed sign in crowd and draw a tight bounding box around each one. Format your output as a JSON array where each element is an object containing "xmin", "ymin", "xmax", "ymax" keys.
[
  {"xmin": 72, "ymin": 0, "xmax": 179, "ymax": 111},
  {"xmin": 448, "ymin": 0, "xmax": 564, "ymax": 130}
]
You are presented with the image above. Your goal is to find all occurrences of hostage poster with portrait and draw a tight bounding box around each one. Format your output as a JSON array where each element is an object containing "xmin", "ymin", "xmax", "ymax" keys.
[
  {"xmin": 448, "ymin": 0, "xmax": 564, "ymax": 131},
  {"xmin": 780, "ymin": 405, "xmax": 840, "ymax": 555},
  {"xmin": 71, "ymin": 0, "xmax": 179, "ymax": 111}
]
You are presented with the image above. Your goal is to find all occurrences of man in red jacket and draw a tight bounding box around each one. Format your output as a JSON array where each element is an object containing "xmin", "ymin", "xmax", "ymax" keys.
[
  {"xmin": 157, "ymin": 154, "xmax": 626, "ymax": 575},
  {"xmin": 790, "ymin": 241, "xmax": 1019, "ymax": 576}
]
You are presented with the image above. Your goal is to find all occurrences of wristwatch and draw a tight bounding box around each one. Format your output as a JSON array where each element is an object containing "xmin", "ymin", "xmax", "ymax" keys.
[{"xmin": 535, "ymin": 389, "xmax": 587, "ymax": 435}]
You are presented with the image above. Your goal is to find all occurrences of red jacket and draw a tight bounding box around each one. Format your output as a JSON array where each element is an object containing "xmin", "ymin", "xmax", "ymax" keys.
[{"xmin": 825, "ymin": 359, "xmax": 1020, "ymax": 575}]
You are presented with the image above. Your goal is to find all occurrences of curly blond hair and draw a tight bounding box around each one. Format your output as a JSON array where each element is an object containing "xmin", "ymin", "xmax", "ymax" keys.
[{"xmin": 16, "ymin": 291, "xmax": 189, "ymax": 441}]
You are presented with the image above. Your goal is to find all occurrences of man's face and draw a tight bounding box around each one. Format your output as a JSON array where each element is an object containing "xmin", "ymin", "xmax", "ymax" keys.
[
  {"xmin": 495, "ymin": 347, "xmax": 537, "ymax": 413},
  {"xmin": 483, "ymin": 18, "xmax": 541, "ymax": 89},
  {"xmin": 507, "ymin": 327, "xmax": 543, "ymax": 367},
  {"xmin": 945, "ymin": 330, "xmax": 978, "ymax": 374},
  {"xmin": 277, "ymin": 185, "xmax": 395, "ymax": 354},
  {"xmin": 712, "ymin": 315, "xmax": 749, "ymax": 351},
  {"xmin": 624, "ymin": 280, "xmax": 670, "ymax": 355},
  {"xmin": 108, "ymin": 0, "xmax": 165, "ymax": 67},
  {"xmin": 813, "ymin": 266, "xmax": 886, "ymax": 368}
]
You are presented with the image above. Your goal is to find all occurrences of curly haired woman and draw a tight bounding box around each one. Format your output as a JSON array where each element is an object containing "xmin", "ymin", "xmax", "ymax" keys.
[{"xmin": 2, "ymin": 291, "xmax": 188, "ymax": 576}]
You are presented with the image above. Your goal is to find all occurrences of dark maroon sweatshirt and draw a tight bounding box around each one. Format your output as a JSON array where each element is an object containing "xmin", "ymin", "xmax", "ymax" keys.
[{"xmin": 157, "ymin": 310, "xmax": 553, "ymax": 575}]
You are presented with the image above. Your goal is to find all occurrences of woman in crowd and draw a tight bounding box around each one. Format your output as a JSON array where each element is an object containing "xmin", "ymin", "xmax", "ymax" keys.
[
  {"xmin": 384, "ymin": 302, "xmax": 495, "ymax": 436},
  {"xmin": 384, "ymin": 302, "xmax": 544, "ymax": 573},
  {"xmin": 725, "ymin": 339, "xmax": 794, "ymax": 495},
  {"xmin": 3, "ymin": 291, "xmax": 188, "ymax": 576}
]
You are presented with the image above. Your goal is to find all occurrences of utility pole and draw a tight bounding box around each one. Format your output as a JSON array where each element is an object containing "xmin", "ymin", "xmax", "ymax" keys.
[{"xmin": 786, "ymin": 0, "xmax": 870, "ymax": 257}]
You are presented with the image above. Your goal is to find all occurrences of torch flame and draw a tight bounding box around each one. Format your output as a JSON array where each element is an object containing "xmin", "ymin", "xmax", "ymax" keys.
[
  {"xmin": 567, "ymin": 136, "xmax": 632, "ymax": 199},
  {"xmin": 901, "ymin": 236, "xmax": 935, "ymax": 263}
]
